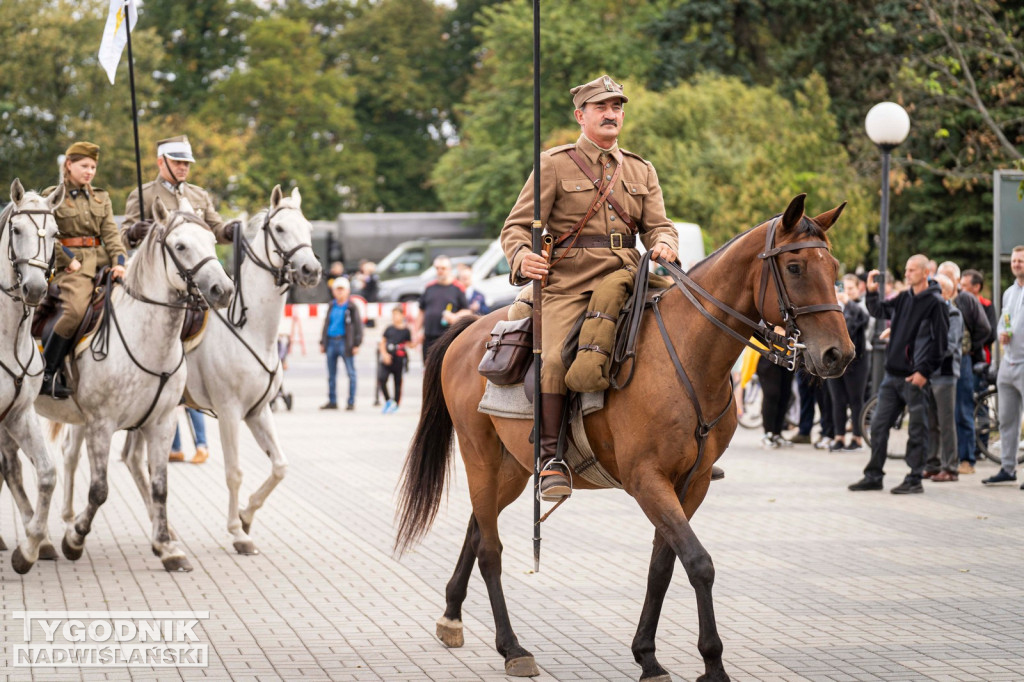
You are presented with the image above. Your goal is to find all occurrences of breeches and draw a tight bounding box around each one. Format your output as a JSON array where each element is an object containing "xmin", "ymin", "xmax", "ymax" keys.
[
  {"xmin": 54, "ymin": 272, "xmax": 94, "ymax": 338},
  {"xmin": 540, "ymin": 291, "xmax": 591, "ymax": 394}
]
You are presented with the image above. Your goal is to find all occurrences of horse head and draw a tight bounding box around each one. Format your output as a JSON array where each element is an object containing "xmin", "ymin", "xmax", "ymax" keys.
[
  {"xmin": 4, "ymin": 179, "xmax": 62, "ymax": 306},
  {"xmin": 257, "ymin": 184, "xmax": 322, "ymax": 288},
  {"xmin": 754, "ymin": 194, "xmax": 854, "ymax": 379},
  {"xmin": 150, "ymin": 196, "xmax": 235, "ymax": 308}
]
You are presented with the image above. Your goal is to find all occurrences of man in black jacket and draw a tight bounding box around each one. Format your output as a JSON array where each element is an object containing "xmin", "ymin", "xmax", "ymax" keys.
[{"xmin": 850, "ymin": 255, "xmax": 949, "ymax": 494}]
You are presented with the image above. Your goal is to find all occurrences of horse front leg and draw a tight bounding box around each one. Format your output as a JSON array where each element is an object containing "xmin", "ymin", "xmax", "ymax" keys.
[
  {"xmin": 60, "ymin": 424, "xmax": 85, "ymax": 527},
  {"xmin": 217, "ymin": 412, "xmax": 254, "ymax": 555},
  {"xmin": 436, "ymin": 515, "xmax": 481, "ymax": 648},
  {"xmin": 62, "ymin": 425, "xmax": 114, "ymax": 561},
  {"xmin": 142, "ymin": 423, "xmax": 192, "ymax": 572},
  {"xmin": 631, "ymin": 532, "xmax": 677, "ymax": 682},
  {"xmin": 237, "ymin": 405, "xmax": 288, "ymax": 546},
  {"xmin": 121, "ymin": 430, "xmax": 155, "ymax": 514},
  {"xmin": 633, "ymin": 477, "xmax": 728, "ymax": 682},
  {"xmin": 1, "ymin": 419, "xmax": 56, "ymax": 573}
]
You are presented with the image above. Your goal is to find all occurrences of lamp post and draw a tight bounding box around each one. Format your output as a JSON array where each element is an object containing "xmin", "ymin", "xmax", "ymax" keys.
[{"xmin": 865, "ymin": 102, "xmax": 910, "ymax": 395}]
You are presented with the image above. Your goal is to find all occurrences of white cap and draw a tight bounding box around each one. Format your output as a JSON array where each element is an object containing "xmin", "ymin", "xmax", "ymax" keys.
[{"xmin": 156, "ymin": 137, "xmax": 195, "ymax": 163}]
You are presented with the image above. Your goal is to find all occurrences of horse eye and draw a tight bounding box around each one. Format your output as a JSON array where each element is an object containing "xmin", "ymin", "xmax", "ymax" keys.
[
  {"xmin": 175, "ymin": 243, "xmax": 186, "ymax": 252},
  {"xmin": 275, "ymin": 226, "xmax": 284, "ymax": 233},
  {"xmin": 11, "ymin": 228, "xmax": 19, "ymax": 236},
  {"xmin": 787, "ymin": 264, "xmax": 800, "ymax": 275}
]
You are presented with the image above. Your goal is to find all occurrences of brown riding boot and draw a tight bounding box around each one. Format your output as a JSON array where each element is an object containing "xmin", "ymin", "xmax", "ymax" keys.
[{"xmin": 538, "ymin": 392, "xmax": 571, "ymax": 501}]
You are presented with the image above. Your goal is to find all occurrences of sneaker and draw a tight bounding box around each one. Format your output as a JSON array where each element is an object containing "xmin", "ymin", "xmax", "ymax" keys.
[
  {"xmin": 891, "ymin": 479, "xmax": 924, "ymax": 494},
  {"xmin": 345, "ymin": 403, "xmax": 355, "ymax": 411},
  {"xmin": 190, "ymin": 446, "xmax": 209, "ymax": 465},
  {"xmin": 169, "ymin": 450, "xmax": 185, "ymax": 463},
  {"xmin": 981, "ymin": 469, "xmax": 1017, "ymax": 485},
  {"xmin": 790, "ymin": 433, "xmax": 812, "ymax": 444},
  {"xmin": 814, "ymin": 439, "xmax": 833, "ymax": 450},
  {"xmin": 848, "ymin": 477, "xmax": 883, "ymax": 491},
  {"xmin": 761, "ymin": 434, "xmax": 780, "ymax": 449},
  {"xmin": 844, "ymin": 441, "xmax": 865, "ymax": 452},
  {"xmin": 383, "ymin": 399, "xmax": 397, "ymax": 414},
  {"xmin": 772, "ymin": 434, "xmax": 794, "ymax": 448},
  {"xmin": 958, "ymin": 461, "xmax": 975, "ymax": 475},
  {"xmin": 320, "ymin": 402, "xmax": 338, "ymax": 410},
  {"xmin": 386, "ymin": 401, "xmax": 399, "ymax": 414},
  {"xmin": 828, "ymin": 440, "xmax": 847, "ymax": 452}
]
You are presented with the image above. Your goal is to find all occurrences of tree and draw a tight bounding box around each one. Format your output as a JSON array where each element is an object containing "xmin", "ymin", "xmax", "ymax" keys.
[{"xmin": 204, "ymin": 14, "xmax": 375, "ymax": 218}]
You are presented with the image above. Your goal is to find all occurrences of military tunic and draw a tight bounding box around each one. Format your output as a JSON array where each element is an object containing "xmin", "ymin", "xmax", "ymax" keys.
[
  {"xmin": 43, "ymin": 182, "xmax": 127, "ymax": 338},
  {"xmin": 501, "ymin": 134, "xmax": 678, "ymax": 393},
  {"xmin": 124, "ymin": 178, "xmax": 230, "ymax": 244}
]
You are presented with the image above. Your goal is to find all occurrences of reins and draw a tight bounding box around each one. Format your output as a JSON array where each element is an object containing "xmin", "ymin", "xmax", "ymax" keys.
[{"xmin": 616, "ymin": 218, "xmax": 840, "ymax": 500}]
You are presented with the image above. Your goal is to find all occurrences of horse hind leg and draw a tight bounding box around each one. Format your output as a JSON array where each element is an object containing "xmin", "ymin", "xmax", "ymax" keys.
[
  {"xmin": 436, "ymin": 515, "xmax": 481, "ymax": 648},
  {"xmin": 60, "ymin": 424, "xmax": 85, "ymax": 527},
  {"xmin": 62, "ymin": 427, "xmax": 114, "ymax": 562},
  {"xmin": 631, "ymin": 533, "xmax": 678, "ymax": 682},
  {"xmin": 633, "ymin": 478, "xmax": 728, "ymax": 682},
  {"xmin": 142, "ymin": 425, "xmax": 192, "ymax": 572},
  {"xmin": 236, "ymin": 405, "xmax": 289, "ymax": 549}
]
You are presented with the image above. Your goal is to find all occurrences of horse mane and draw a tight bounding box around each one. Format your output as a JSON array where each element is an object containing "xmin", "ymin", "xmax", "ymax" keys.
[
  {"xmin": 244, "ymin": 210, "xmax": 267, "ymax": 240},
  {"xmin": 686, "ymin": 213, "xmax": 829, "ymax": 278}
]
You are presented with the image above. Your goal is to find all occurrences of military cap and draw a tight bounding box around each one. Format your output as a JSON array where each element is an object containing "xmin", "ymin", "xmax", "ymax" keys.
[
  {"xmin": 65, "ymin": 141, "xmax": 100, "ymax": 160},
  {"xmin": 156, "ymin": 135, "xmax": 196, "ymax": 163},
  {"xmin": 570, "ymin": 74, "xmax": 629, "ymax": 110}
]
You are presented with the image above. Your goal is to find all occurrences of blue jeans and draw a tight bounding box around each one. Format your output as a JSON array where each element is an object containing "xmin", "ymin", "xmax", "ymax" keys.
[
  {"xmin": 955, "ymin": 368, "xmax": 975, "ymax": 464},
  {"xmin": 172, "ymin": 408, "xmax": 207, "ymax": 451},
  {"xmin": 326, "ymin": 338, "xmax": 356, "ymax": 406}
]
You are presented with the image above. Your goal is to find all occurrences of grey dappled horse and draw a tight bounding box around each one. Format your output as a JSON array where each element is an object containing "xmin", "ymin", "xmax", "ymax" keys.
[
  {"xmin": 38, "ymin": 198, "xmax": 234, "ymax": 571},
  {"xmin": 125, "ymin": 185, "xmax": 321, "ymax": 555},
  {"xmin": 0, "ymin": 180, "xmax": 62, "ymax": 573}
]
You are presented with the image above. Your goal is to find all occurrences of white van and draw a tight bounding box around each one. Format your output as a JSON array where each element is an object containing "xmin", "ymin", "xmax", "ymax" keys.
[{"xmin": 471, "ymin": 222, "xmax": 705, "ymax": 311}]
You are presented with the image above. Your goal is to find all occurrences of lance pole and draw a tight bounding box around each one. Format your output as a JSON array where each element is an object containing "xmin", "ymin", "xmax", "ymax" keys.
[
  {"xmin": 123, "ymin": 1, "xmax": 144, "ymax": 209},
  {"xmin": 531, "ymin": 0, "xmax": 543, "ymax": 574}
]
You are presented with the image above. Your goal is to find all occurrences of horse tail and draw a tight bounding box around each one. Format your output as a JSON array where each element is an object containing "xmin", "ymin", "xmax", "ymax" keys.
[{"xmin": 394, "ymin": 315, "xmax": 478, "ymax": 556}]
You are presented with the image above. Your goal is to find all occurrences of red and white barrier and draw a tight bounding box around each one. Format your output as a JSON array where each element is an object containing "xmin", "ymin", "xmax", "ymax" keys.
[{"xmin": 281, "ymin": 298, "xmax": 420, "ymax": 356}]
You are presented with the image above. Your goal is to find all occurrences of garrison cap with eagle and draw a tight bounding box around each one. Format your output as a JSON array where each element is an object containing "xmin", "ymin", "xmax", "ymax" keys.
[
  {"xmin": 570, "ymin": 74, "xmax": 629, "ymax": 109},
  {"xmin": 156, "ymin": 135, "xmax": 196, "ymax": 163},
  {"xmin": 64, "ymin": 141, "xmax": 100, "ymax": 160}
]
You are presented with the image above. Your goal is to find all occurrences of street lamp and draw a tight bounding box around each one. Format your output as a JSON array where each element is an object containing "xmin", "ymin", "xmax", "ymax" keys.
[{"xmin": 865, "ymin": 101, "xmax": 910, "ymax": 393}]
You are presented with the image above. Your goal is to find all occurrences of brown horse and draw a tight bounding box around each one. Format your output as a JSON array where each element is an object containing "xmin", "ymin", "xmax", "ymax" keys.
[{"xmin": 395, "ymin": 194, "xmax": 854, "ymax": 682}]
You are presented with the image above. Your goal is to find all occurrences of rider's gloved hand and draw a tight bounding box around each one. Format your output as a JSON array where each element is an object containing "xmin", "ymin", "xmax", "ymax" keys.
[
  {"xmin": 223, "ymin": 219, "xmax": 242, "ymax": 242},
  {"xmin": 125, "ymin": 219, "xmax": 153, "ymax": 247}
]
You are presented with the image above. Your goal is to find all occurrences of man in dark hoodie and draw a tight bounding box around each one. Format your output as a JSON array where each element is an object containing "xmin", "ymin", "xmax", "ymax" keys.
[{"xmin": 849, "ymin": 254, "xmax": 949, "ymax": 494}]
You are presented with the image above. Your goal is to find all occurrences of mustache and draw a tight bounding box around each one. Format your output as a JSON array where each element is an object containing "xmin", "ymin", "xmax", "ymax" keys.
[{"xmin": 601, "ymin": 118, "xmax": 619, "ymax": 126}]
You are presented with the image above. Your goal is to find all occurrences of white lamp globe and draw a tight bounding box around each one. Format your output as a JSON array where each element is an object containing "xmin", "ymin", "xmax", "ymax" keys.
[{"xmin": 865, "ymin": 102, "xmax": 910, "ymax": 147}]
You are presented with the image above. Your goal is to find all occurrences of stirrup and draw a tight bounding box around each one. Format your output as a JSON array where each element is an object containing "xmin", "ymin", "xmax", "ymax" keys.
[
  {"xmin": 41, "ymin": 373, "xmax": 72, "ymax": 400},
  {"xmin": 539, "ymin": 460, "xmax": 572, "ymax": 502}
]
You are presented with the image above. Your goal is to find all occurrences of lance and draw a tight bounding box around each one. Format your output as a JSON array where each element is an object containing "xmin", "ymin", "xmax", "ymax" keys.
[
  {"xmin": 531, "ymin": 0, "xmax": 543, "ymax": 574},
  {"xmin": 123, "ymin": 1, "xmax": 145, "ymax": 210}
]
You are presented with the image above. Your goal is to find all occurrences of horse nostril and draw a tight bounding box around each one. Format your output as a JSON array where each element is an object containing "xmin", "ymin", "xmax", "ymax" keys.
[
  {"xmin": 823, "ymin": 347, "xmax": 841, "ymax": 369},
  {"xmin": 211, "ymin": 284, "xmax": 223, "ymax": 299}
]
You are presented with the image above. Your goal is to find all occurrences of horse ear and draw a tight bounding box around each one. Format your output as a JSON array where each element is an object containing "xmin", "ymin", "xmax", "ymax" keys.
[
  {"xmin": 153, "ymin": 196, "xmax": 170, "ymax": 223},
  {"xmin": 10, "ymin": 178, "xmax": 24, "ymax": 204},
  {"xmin": 290, "ymin": 186, "xmax": 301, "ymax": 207},
  {"xmin": 781, "ymin": 194, "xmax": 806, "ymax": 232},
  {"xmin": 270, "ymin": 184, "xmax": 284, "ymax": 209},
  {"xmin": 47, "ymin": 183, "xmax": 65, "ymax": 209},
  {"xmin": 810, "ymin": 202, "xmax": 847, "ymax": 233}
]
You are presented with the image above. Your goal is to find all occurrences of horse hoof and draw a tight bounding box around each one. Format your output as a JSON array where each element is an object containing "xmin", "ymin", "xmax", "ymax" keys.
[
  {"xmin": 162, "ymin": 555, "xmax": 193, "ymax": 572},
  {"xmin": 61, "ymin": 537, "xmax": 83, "ymax": 561},
  {"xmin": 642, "ymin": 674, "xmax": 672, "ymax": 682},
  {"xmin": 38, "ymin": 541, "xmax": 58, "ymax": 561},
  {"xmin": 435, "ymin": 617, "xmax": 464, "ymax": 648},
  {"xmin": 696, "ymin": 671, "xmax": 729, "ymax": 682},
  {"xmin": 0, "ymin": 535, "xmax": 8, "ymax": 551},
  {"xmin": 505, "ymin": 655, "xmax": 540, "ymax": 677},
  {"xmin": 11, "ymin": 548, "xmax": 34, "ymax": 574},
  {"xmin": 233, "ymin": 540, "xmax": 259, "ymax": 556}
]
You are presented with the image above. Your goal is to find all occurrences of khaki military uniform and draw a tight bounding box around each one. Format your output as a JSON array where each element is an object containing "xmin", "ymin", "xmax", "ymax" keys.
[
  {"xmin": 124, "ymin": 178, "xmax": 230, "ymax": 244},
  {"xmin": 43, "ymin": 182, "xmax": 127, "ymax": 337},
  {"xmin": 501, "ymin": 134, "xmax": 678, "ymax": 393}
]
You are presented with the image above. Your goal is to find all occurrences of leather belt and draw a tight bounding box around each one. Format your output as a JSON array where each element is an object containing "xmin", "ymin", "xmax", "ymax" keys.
[
  {"xmin": 559, "ymin": 234, "xmax": 636, "ymax": 250},
  {"xmin": 60, "ymin": 237, "xmax": 101, "ymax": 247}
]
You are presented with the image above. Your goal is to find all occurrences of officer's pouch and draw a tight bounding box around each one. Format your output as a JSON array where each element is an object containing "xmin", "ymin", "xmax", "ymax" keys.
[{"xmin": 478, "ymin": 317, "xmax": 533, "ymax": 385}]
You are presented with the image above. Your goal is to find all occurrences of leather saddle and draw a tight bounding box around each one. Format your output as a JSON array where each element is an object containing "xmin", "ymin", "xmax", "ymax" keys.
[{"xmin": 31, "ymin": 269, "xmax": 110, "ymax": 346}]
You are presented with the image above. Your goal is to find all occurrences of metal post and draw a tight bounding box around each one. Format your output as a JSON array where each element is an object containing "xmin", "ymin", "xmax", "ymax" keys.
[
  {"xmin": 870, "ymin": 147, "xmax": 892, "ymax": 397},
  {"xmin": 530, "ymin": 0, "xmax": 543, "ymax": 574}
]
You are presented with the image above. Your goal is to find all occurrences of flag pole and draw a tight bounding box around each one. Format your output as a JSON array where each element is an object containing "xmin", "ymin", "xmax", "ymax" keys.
[
  {"xmin": 531, "ymin": 0, "xmax": 543, "ymax": 574},
  {"xmin": 122, "ymin": 0, "xmax": 144, "ymax": 209}
]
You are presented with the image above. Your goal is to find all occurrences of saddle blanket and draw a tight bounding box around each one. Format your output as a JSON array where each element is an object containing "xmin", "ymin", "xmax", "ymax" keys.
[{"xmin": 477, "ymin": 381, "xmax": 622, "ymax": 490}]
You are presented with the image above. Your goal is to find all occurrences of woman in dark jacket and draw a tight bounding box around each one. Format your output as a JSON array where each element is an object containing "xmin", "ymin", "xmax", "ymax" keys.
[{"xmin": 826, "ymin": 274, "xmax": 870, "ymax": 450}]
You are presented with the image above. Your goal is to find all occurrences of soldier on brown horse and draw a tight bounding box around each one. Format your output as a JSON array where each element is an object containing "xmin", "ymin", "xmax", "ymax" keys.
[{"xmin": 395, "ymin": 193, "xmax": 854, "ymax": 681}]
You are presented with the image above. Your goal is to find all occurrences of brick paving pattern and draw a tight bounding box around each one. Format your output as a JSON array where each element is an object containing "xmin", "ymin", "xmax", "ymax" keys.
[{"xmin": 1, "ymin": 321, "xmax": 1022, "ymax": 681}]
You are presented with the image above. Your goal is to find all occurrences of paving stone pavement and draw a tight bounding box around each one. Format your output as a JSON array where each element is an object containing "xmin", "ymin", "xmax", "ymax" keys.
[{"xmin": 1, "ymin": 321, "xmax": 1023, "ymax": 681}]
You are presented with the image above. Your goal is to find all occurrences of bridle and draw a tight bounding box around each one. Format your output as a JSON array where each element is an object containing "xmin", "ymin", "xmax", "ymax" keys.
[
  {"xmin": 0, "ymin": 203, "xmax": 55, "ymax": 421},
  {"xmin": 227, "ymin": 204, "xmax": 314, "ymax": 328},
  {"xmin": 0, "ymin": 205, "xmax": 56, "ymax": 303}
]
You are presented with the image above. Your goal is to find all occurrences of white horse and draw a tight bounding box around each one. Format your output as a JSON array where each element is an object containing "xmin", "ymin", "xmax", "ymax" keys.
[
  {"xmin": 0, "ymin": 179, "xmax": 62, "ymax": 573},
  {"xmin": 37, "ymin": 198, "xmax": 234, "ymax": 571},
  {"xmin": 126, "ymin": 185, "xmax": 321, "ymax": 555}
]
